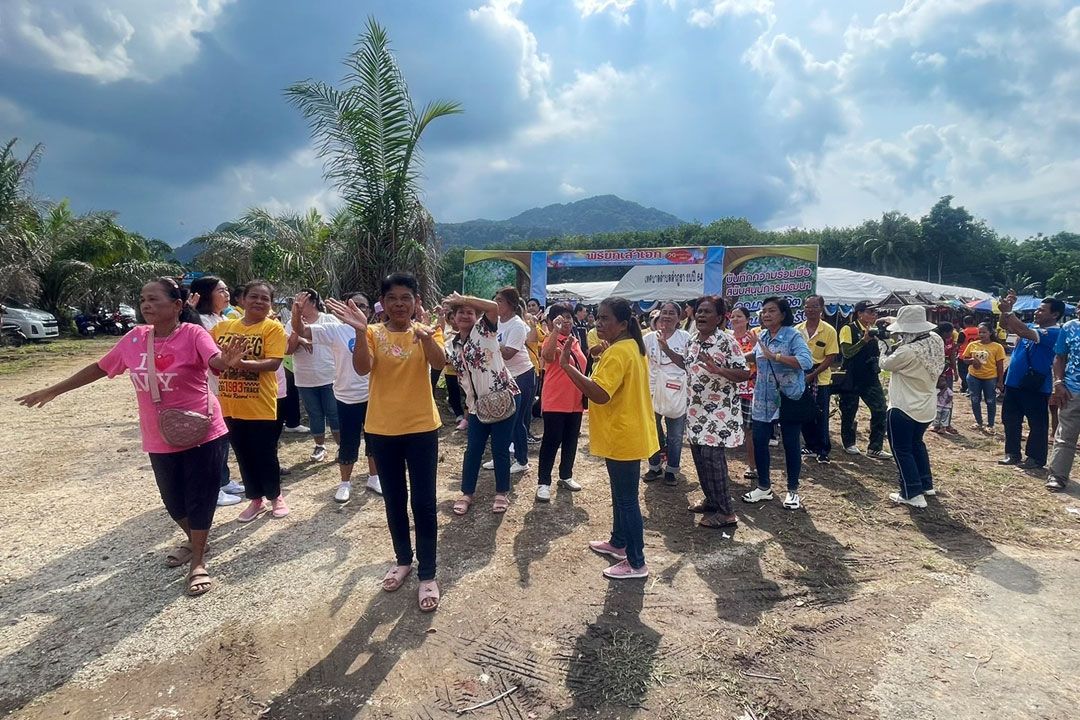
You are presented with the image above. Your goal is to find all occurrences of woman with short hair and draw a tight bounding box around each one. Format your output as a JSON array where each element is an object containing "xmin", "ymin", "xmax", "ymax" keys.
[
  {"xmin": 729, "ymin": 306, "xmax": 759, "ymax": 481},
  {"xmin": 536, "ymin": 303, "xmax": 587, "ymax": 501},
  {"xmin": 287, "ymin": 289, "xmax": 341, "ymax": 462}
]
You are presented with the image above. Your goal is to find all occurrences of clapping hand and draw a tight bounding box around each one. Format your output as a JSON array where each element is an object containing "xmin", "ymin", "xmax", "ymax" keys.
[
  {"xmin": 698, "ymin": 351, "xmax": 723, "ymax": 375},
  {"xmin": 412, "ymin": 321, "xmax": 437, "ymax": 344},
  {"xmin": 218, "ymin": 335, "xmax": 248, "ymax": 368},
  {"xmin": 560, "ymin": 335, "xmax": 577, "ymax": 368},
  {"xmin": 326, "ymin": 297, "xmax": 368, "ymax": 332}
]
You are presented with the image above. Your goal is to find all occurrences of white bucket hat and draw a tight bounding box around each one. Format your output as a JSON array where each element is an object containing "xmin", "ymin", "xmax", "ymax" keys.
[{"xmin": 889, "ymin": 305, "xmax": 936, "ymax": 334}]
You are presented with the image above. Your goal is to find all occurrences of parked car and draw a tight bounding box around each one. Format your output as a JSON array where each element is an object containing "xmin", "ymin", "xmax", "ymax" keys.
[{"xmin": 0, "ymin": 303, "xmax": 59, "ymax": 341}]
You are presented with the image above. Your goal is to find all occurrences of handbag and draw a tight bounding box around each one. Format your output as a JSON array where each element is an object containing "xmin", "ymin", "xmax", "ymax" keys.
[
  {"xmin": 1018, "ymin": 341, "xmax": 1047, "ymax": 393},
  {"xmin": 460, "ymin": 351, "xmax": 517, "ymax": 424},
  {"xmin": 147, "ymin": 326, "xmax": 213, "ymax": 448},
  {"xmin": 769, "ymin": 358, "xmax": 817, "ymax": 424}
]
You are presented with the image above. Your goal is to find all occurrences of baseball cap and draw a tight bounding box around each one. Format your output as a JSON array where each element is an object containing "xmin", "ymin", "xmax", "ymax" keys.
[{"xmin": 853, "ymin": 301, "xmax": 878, "ymax": 314}]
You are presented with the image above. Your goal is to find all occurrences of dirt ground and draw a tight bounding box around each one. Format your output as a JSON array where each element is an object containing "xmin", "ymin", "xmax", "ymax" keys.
[{"xmin": 1, "ymin": 338, "xmax": 1079, "ymax": 720}]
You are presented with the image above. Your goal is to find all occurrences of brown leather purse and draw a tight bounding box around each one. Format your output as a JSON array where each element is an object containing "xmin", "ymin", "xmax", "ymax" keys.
[{"xmin": 147, "ymin": 326, "xmax": 213, "ymax": 448}]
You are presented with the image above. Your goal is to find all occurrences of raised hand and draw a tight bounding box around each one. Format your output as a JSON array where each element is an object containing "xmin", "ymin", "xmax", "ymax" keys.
[
  {"xmin": 412, "ymin": 322, "xmax": 437, "ymax": 344},
  {"xmin": 560, "ymin": 335, "xmax": 577, "ymax": 367},
  {"xmin": 999, "ymin": 289, "xmax": 1017, "ymax": 315},
  {"xmin": 326, "ymin": 297, "xmax": 368, "ymax": 332},
  {"xmin": 443, "ymin": 291, "xmax": 465, "ymax": 306},
  {"xmin": 218, "ymin": 335, "xmax": 248, "ymax": 368},
  {"xmin": 699, "ymin": 351, "xmax": 723, "ymax": 375},
  {"xmin": 293, "ymin": 291, "xmax": 310, "ymax": 314},
  {"xmin": 186, "ymin": 292, "xmax": 200, "ymax": 309}
]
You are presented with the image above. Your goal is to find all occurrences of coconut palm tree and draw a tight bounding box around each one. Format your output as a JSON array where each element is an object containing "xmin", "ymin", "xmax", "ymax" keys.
[
  {"xmin": 284, "ymin": 16, "xmax": 462, "ymax": 304},
  {"xmin": 0, "ymin": 138, "xmax": 46, "ymax": 302}
]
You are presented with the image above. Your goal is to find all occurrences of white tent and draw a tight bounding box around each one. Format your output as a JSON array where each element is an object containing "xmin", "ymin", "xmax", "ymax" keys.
[{"xmin": 547, "ymin": 268, "xmax": 989, "ymax": 305}]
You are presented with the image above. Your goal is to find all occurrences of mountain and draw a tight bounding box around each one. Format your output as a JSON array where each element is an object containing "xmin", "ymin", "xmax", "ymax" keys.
[
  {"xmin": 167, "ymin": 195, "xmax": 685, "ymax": 264},
  {"xmin": 435, "ymin": 195, "xmax": 686, "ymax": 247}
]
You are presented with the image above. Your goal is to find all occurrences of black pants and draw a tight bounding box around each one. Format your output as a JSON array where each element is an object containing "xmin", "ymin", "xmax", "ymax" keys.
[
  {"xmin": 538, "ymin": 411, "xmax": 582, "ymax": 485},
  {"xmin": 1002, "ymin": 386, "xmax": 1050, "ymax": 465},
  {"xmin": 149, "ymin": 435, "xmax": 229, "ymax": 531},
  {"xmin": 225, "ymin": 418, "xmax": 282, "ymax": 501},
  {"xmin": 282, "ymin": 368, "xmax": 302, "ymax": 428},
  {"xmin": 336, "ymin": 400, "xmax": 370, "ymax": 465},
  {"xmin": 366, "ymin": 430, "xmax": 439, "ymax": 581},
  {"xmin": 445, "ymin": 374, "xmax": 465, "ymax": 418},
  {"xmin": 839, "ymin": 380, "xmax": 887, "ymax": 452}
]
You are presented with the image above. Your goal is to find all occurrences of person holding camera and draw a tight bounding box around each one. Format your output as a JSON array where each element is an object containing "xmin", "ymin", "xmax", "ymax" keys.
[
  {"xmin": 879, "ymin": 306, "xmax": 945, "ymax": 508},
  {"xmin": 835, "ymin": 301, "xmax": 891, "ymax": 459}
]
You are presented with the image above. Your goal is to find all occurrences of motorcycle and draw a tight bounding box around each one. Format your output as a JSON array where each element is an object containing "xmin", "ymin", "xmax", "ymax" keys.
[
  {"xmin": 75, "ymin": 311, "xmax": 97, "ymax": 337},
  {"xmin": 0, "ymin": 305, "xmax": 26, "ymax": 347},
  {"xmin": 94, "ymin": 309, "xmax": 123, "ymax": 336}
]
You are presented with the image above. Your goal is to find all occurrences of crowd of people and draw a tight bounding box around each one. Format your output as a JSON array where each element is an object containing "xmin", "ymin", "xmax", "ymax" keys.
[{"xmin": 15, "ymin": 274, "xmax": 1079, "ymax": 608}]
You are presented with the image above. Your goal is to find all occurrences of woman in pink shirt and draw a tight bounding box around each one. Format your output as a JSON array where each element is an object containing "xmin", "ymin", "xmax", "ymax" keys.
[{"xmin": 17, "ymin": 278, "xmax": 245, "ymax": 597}]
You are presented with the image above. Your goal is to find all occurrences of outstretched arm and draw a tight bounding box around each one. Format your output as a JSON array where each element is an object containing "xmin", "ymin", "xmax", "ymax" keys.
[{"xmin": 16, "ymin": 363, "xmax": 108, "ymax": 408}]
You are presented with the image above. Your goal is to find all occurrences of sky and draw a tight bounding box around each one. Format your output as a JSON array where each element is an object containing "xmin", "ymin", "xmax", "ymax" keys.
[{"xmin": 1, "ymin": 0, "xmax": 1078, "ymax": 246}]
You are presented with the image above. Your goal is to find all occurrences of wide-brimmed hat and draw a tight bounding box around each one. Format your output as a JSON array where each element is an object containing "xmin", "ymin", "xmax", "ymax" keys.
[{"xmin": 889, "ymin": 305, "xmax": 936, "ymax": 334}]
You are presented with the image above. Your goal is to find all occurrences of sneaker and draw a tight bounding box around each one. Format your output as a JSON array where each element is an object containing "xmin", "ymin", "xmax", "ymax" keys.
[
  {"xmin": 217, "ymin": 489, "xmax": 242, "ymax": 507},
  {"xmin": 801, "ymin": 447, "xmax": 816, "ymax": 456},
  {"xmin": 283, "ymin": 424, "xmax": 309, "ymax": 434},
  {"xmin": 743, "ymin": 468, "xmax": 758, "ymax": 481},
  {"xmin": 311, "ymin": 445, "xmax": 326, "ymax": 462},
  {"xmin": 334, "ymin": 482, "xmax": 351, "ymax": 503},
  {"xmin": 455, "ymin": 418, "xmax": 469, "ymax": 431},
  {"xmin": 602, "ymin": 560, "xmax": 649, "ymax": 579},
  {"xmin": 536, "ymin": 485, "xmax": 551, "ymax": 502},
  {"xmin": 783, "ymin": 492, "xmax": 801, "ymax": 510},
  {"xmin": 588, "ymin": 540, "xmax": 627, "ymax": 561},
  {"xmin": 816, "ymin": 455, "xmax": 831, "ymax": 464},
  {"xmin": 222, "ymin": 481, "xmax": 246, "ymax": 495},
  {"xmin": 889, "ymin": 492, "xmax": 927, "ymax": 508},
  {"xmin": 997, "ymin": 455, "xmax": 1021, "ymax": 466},
  {"xmin": 510, "ymin": 462, "xmax": 528, "ymax": 475},
  {"xmin": 557, "ymin": 477, "xmax": 583, "ymax": 491},
  {"xmin": 642, "ymin": 467, "xmax": 664, "ymax": 482},
  {"xmin": 366, "ymin": 474, "xmax": 383, "ymax": 495},
  {"xmin": 844, "ymin": 445, "xmax": 862, "ymax": 455},
  {"xmin": 867, "ymin": 449, "xmax": 893, "ymax": 460},
  {"xmin": 1018, "ymin": 458, "xmax": 1045, "ymax": 470},
  {"xmin": 1046, "ymin": 477, "xmax": 1066, "ymax": 491},
  {"xmin": 768, "ymin": 438, "xmax": 780, "ymax": 447},
  {"xmin": 663, "ymin": 471, "xmax": 678, "ymax": 486},
  {"xmin": 923, "ymin": 488, "xmax": 937, "ymax": 496},
  {"xmin": 271, "ymin": 496, "xmax": 290, "ymax": 518},
  {"xmin": 237, "ymin": 500, "xmax": 265, "ymax": 522},
  {"xmin": 527, "ymin": 434, "xmax": 542, "ymax": 445},
  {"xmin": 482, "ymin": 459, "xmax": 495, "ymax": 470},
  {"xmin": 742, "ymin": 487, "xmax": 774, "ymax": 503}
]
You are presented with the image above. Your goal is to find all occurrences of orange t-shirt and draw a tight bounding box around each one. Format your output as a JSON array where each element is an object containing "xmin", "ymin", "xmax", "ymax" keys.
[
  {"xmin": 959, "ymin": 326, "xmax": 980, "ymax": 356},
  {"xmin": 541, "ymin": 334, "xmax": 587, "ymax": 413}
]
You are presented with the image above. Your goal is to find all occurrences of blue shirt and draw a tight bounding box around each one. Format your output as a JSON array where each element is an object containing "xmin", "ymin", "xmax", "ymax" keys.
[
  {"xmin": 1005, "ymin": 324, "xmax": 1060, "ymax": 394},
  {"xmin": 752, "ymin": 326, "xmax": 814, "ymax": 422},
  {"xmin": 1054, "ymin": 320, "xmax": 1080, "ymax": 394}
]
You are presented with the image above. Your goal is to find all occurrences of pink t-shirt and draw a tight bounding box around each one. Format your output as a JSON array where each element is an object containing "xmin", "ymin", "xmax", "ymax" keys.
[{"xmin": 98, "ymin": 323, "xmax": 228, "ymax": 454}]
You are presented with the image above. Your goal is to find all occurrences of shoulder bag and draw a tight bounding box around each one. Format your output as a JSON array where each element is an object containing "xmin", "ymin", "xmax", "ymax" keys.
[
  {"xmin": 147, "ymin": 326, "xmax": 213, "ymax": 448},
  {"xmin": 767, "ymin": 334, "xmax": 816, "ymax": 424},
  {"xmin": 460, "ymin": 343, "xmax": 517, "ymax": 424},
  {"xmin": 1018, "ymin": 339, "xmax": 1048, "ymax": 393}
]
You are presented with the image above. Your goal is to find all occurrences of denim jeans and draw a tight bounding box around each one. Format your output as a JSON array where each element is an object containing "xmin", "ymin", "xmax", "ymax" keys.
[
  {"xmin": 967, "ymin": 376, "xmax": 998, "ymax": 427},
  {"xmin": 511, "ymin": 369, "xmax": 536, "ymax": 465},
  {"xmin": 606, "ymin": 459, "xmax": 646, "ymax": 569},
  {"xmin": 461, "ymin": 413, "xmax": 515, "ymax": 494},
  {"xmin": 752, "ymin": 420, "xmax": 802, "ymax": 492},
  {"xmin": 649, "ymin": 413, "xmax": 686, "ymax": 470},
  {"xmin": 801, "ymin": 384, "xmax": 832, "ymax": 458},
  {"xmin": 886, "ymin": 408, "xmax": 933, "ymax": 499},
  {"xmin": 297, "ymin": 383, "xmax": 340, "ymax": 436}
]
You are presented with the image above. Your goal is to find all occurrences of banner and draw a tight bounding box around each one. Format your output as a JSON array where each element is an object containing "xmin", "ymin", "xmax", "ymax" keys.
[{"xmin": 722, "ymin": 245, "xmax": 819, "ymax": 323}]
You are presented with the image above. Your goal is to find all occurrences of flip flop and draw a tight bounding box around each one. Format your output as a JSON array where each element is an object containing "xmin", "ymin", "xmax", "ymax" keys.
[
  {"xmin": 452, "ymin": 495, "xmax": 473, "ymax": 516},
  {"xmin": 698, "ymin": 515, "xmax": 739, "ymax": 530},
  {"xmin": 165, "ymin": 541, "xmax": 193, "ymax": 567},
  {"xmin": 382, "ymin": 565, "xmax": 413, "ymax": 592},
  {"xmin": 418, "ymin": 580, "xmax": 440, "ymax": 613},
  {"xmin": 186, "ymin": 569, "xmax": 212, "ymax": 597},
  {"xmin": 492, "ymin": 494, "xmax": 510, "ymax": 514},
  {"xmin": 686, "ymin": 502, "xmax": 719, "ymax": 514}
]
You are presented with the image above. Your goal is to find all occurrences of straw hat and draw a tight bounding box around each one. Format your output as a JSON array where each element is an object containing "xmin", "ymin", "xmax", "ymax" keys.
[{"xmin": 889, "ymin": 305, "xmax": 936, "ymax": 334}]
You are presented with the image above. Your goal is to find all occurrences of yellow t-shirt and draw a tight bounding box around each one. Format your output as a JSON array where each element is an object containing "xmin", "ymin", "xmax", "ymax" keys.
[
  {"xmin": 586, "ymin": 327, "xmax": 599, "ymax": 349},
  {"xmin": 589, "ymin": 338, "xmax": 659, "ymax": 461},
  {"xmin": 962, "ymin": 340, "xmax": 1005, "ymax": 380},
  {"xmin": 365, "ymin": 323, "xmax": 441, "ymax": 436},
  {"xmin": 213, "ymin": 318, "xmax": 286, "ymax": 420},
  {"xmin": 797, "ymin": 320, "xmax": 840, "ymax": 385},
  {"xmin": 526, "ymin": 322, "xmax": 546, "ymax": 372}
]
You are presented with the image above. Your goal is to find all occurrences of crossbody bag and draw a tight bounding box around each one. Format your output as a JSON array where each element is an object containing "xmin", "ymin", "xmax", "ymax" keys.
[{"xmin": 147, "ymin": 326, "xmax": 213, "ymax": 447}]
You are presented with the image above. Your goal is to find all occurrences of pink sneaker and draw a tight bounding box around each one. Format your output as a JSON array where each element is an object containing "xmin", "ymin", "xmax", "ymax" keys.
[
  {"xmin": 602, "ymin": 559, "xmax": 649, "ymax": 579},
  {"xmin": 271, "ymin": 496, "xmax": 290, "ymax": 518},
  {"xmin": 588, "ymin": 540, "xmax": 627, "ymax": 561},
  {"xmin": 237, "ymin": 500, "xmax": 264, "ymax": 523},
  {"xmin": 456, "ymin": 418, "xmax": 469, "ymax": 431}
]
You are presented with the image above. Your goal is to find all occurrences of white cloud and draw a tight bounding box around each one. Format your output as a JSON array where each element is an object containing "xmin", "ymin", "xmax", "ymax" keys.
[
  {"xmin": 469, "ymin": 0, "xmax": 552, "ymax": 100},
  {"xmin": 0, "ymin": 0, "xmax": 234, "ymax": 83},
  {"xmin": 809, "ymin": 9, "xmax": 835, "ymax": 35},
  {"xmin": 574, "ymin": 0, "xmax": 637, "ymax": 24},
  {"xmin": 559, "ymin": 181, "xmax": 586, "ymax": 196},
  {"xmin": 687, "ymin": 0, "xmax": 775, "ymax": 29}
]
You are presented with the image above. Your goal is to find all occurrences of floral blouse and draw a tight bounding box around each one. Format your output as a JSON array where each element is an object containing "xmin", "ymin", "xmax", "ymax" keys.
[
  {"xmin": 683, "ymin": 329, "xmax": 749, "ymax": 447},
  {"xmin": 733, "ymin": 330, "xmax": 757, "ymax": 399},
  {"xmin": 446, "ymin": 316, "xmax": 520, "ymax": 411}
]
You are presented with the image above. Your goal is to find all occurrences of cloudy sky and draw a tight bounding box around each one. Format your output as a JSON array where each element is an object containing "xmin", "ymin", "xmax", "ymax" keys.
[{"xmin": 1, "ymin": 0, "xmax": 1078, "ymax": 245}]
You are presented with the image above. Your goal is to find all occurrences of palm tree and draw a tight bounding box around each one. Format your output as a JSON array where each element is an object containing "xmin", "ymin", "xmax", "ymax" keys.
[
  {"xmin": 0, "ymin": 138, "xmax": 45, "ymax": 302},
  {"xmin": 284, "ymin": 17, "xmax": 462, "ymax": 304}
]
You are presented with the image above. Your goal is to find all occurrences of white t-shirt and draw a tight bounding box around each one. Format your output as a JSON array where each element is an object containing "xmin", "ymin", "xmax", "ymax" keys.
[
  {"xmin": 199, "ymin": 313, "xmax": 226, "ymax": 395},
  {"xmin": 309, "ymin": 321, "xmax": 370, "ymax": 404},
  {"xmin": 498, "ymin": 315, "xmax": 534, "ymax": 377},
  {"xmin": 292, "ymin": 312, "xmax": 339, "ymax": 388},
  {"xmin": 643, "ymin": 329, "xmax": 692, "ymax": 388}
]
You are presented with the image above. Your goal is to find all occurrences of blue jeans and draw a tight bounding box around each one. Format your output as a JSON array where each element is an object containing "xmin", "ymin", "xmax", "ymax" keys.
[
  {"xmin": 461, "ymin": 413, "xmax": 515, "ymax": 494},
  {"xmin": 801, "ymin": 384, "xmax": 832, "ymax": 458},
  {"xmin": 752, "ymin": 420, "xmax": 802, "ymax": 492},
  {"xmin": 606, "ymin": 459, "xmax": 646, "ymax": 569},
  {"xmin": 967, "ymin": 376, "xmax": 998, "ymax": 427},
  {"xmin": 297, "ymin": 384, "xmax": 340, "ymax": 436},
  {"xmin": 886, "ymin": 408, "xmax": 933, "ymax": 499},
  {"xmin": 511, "ymin": 369, "xmax": 536, "ymax": 465},
  {"xmin": 649, "ymin": 413, "xmax": 685, "ymax": 470}
]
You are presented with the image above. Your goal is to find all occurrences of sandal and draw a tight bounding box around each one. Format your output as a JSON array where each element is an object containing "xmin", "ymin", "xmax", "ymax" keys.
[
  {"xmin": 165, "ymin": 541, "xmax": 193, "ymax": 568},
  {"xmin": 382, "ymin": 565, "xmax": 413, "ymax": 592},
  {"xmin": 492, "ymin": 494, "xmax": 510, "ymax": 514},
  {"xmin": 698, "ymin": 514, "xmax": 739, "ymax": 530},
  {"xmin": 686, "ymin": 502, "xmax": 718, "ymax": 514},
  {"xmin": 452, "ymin": 495, "xmax": 473, "ymax": 516},
  {"xmin": 418, "ymin": 580, "xmax": 440, "ymax": 613},
  {"xmin": 186, "ymin": 568, "xmax": 212, "ymax": 597}
]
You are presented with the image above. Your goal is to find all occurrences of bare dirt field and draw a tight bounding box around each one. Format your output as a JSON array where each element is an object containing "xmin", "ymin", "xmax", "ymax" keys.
[{"xmin": 1, "ymin": 339, "xmax": 1079, "ymax": 720}]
